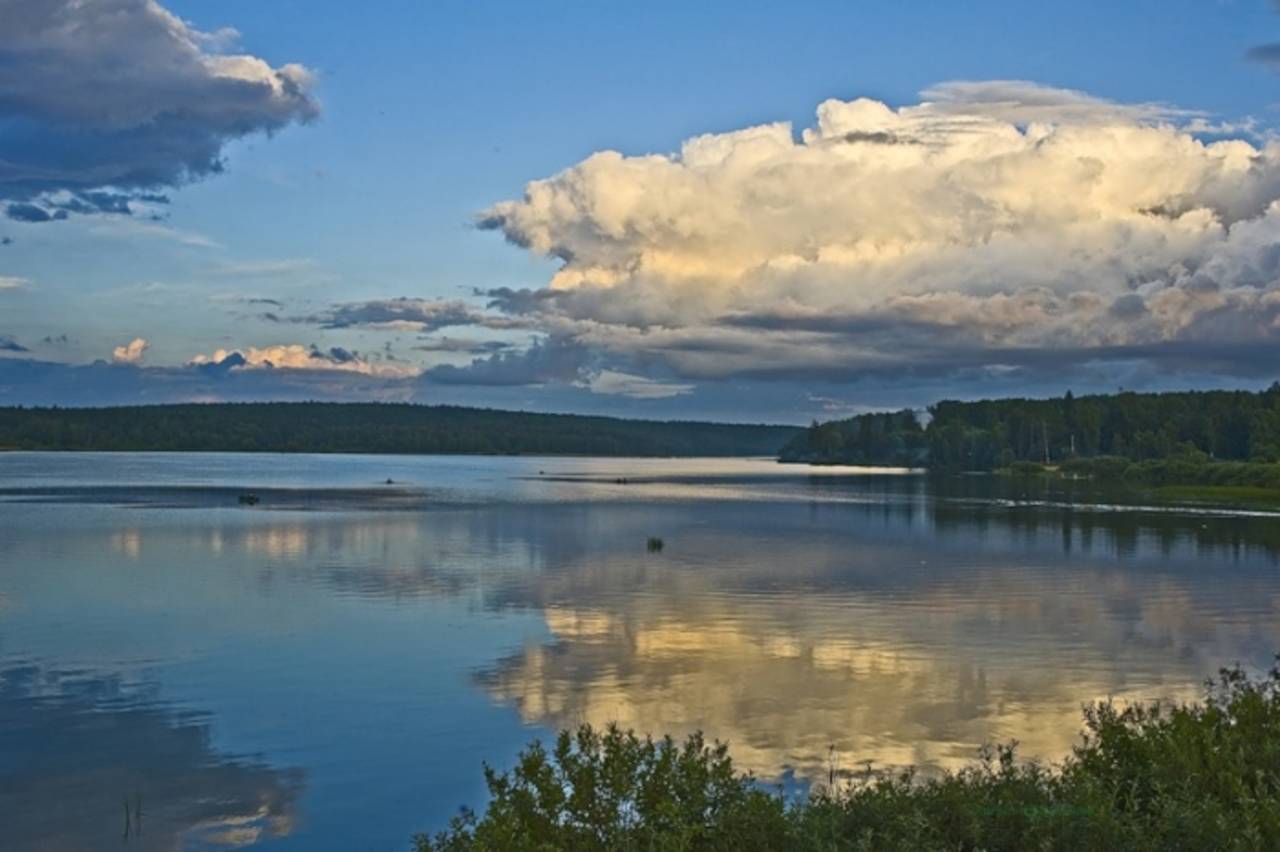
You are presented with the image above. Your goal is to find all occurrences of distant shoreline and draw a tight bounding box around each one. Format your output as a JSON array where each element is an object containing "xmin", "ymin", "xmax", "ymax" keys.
[{"xmin": 0, "ymin": 402, "xmax": 802, "ymax": 457}]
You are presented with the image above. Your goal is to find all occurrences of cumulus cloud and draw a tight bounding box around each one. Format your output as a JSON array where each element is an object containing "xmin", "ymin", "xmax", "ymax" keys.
[
  {"xmin": 111, "ymin": 337, "xmax": 149, "ymax": 364},
  {"xmin": 188, "ymin": 343, "xmax": 418, "ymax": 377},
  {"xmin": 0, "ymin": 0, "xmax": 318, "ymax": 220},
  {"xmin": 473, "ymin": 81, "xmax": 1280, "ymax": 386}
]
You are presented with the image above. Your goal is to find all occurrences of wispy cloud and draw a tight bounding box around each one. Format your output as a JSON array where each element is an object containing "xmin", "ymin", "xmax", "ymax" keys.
[
  {"xmin": 87, "ymin": 218, "xmax": 224, "ymax": 248},
  {"xmin": 211, "ymin": 258, "xmax": 320, "ymax": 278}
]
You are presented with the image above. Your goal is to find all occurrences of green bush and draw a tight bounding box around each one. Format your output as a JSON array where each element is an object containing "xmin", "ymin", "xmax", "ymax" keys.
[
  {"xmin": 418, "ymin": 725, "xmax": 788, "ymax": 851},
  {"xmin": 420, "ymin": 663, "xmax": 1280, "ymax": 851}
]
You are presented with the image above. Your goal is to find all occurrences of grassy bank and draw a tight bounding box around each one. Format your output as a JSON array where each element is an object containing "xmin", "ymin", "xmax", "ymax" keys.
[
  {"xmin": 1060, "ymin": 455, "xmax": 1280, "ymax": 489},
  {"xmin": 995, "ymin": 456, "xmax": 1280, "ymax": 506},
  {"xmin": 1153, "ymin": 484, "xmax": 1280, "ymax": 507},
  {"xmin": 419, "ymin": 664, "xmax": 1280, "ymax": 851}
]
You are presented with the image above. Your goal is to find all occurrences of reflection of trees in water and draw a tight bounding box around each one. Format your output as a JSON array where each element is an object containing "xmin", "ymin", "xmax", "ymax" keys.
[
  {"xmin": 0, "ymin": 664, "xmax": 303, "ymax": 852},
  {"xmin": 239, "ymin": 496, "xmax": 1280, "ymax": 605}
]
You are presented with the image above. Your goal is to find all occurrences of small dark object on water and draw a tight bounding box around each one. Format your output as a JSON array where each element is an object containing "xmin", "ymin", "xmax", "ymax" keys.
[
  {"xmin": 238, "ymin": 493, "xmax": 260, "ymax": 506},
  {"xmin": 616, "ymin": 477, "xmax": 630, "ymax": 485},
  {"xmin": 646, "ymin": 536, "xmax": 664, "ymax": 553},
  {"xmin": 386, "ymin": 478, "xmax": 395, "ymax": 484}
]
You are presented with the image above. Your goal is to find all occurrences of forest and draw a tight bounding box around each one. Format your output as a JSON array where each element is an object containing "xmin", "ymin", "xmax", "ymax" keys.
[
  {"xmin": 10, "ymin": 388, "xmax": 1280, "ymax": 475},
  {"xmin": 779, "ymin": 385, "xmax": 1280, "ymax": 472},
  {"xmin": 0, "ymin": 402, "xmax": 800, "ymax": 457}
]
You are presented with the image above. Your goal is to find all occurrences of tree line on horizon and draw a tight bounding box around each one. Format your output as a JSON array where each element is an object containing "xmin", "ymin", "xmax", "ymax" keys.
[
  {"xmin": 0, "ymin": 402, "xmax": 801, "ymax": 457},
  {"xmin": 780, "ymin": 384, "xmax": 1280, "ymax": 470}
]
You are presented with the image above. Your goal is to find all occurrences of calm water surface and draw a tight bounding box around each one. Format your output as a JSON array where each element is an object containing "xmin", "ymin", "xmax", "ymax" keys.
[{"xmin": 2, "ymin": 453, "xmax": 1279, "ymax": 850}]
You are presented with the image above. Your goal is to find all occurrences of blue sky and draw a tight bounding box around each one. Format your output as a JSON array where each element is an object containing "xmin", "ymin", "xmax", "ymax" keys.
[{"xmin": 2, "ymin": 0, "xmax": 1280, "ymax": 421}]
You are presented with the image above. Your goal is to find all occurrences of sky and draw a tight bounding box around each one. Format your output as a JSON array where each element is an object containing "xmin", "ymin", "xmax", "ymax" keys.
[{"xmin": 2, "ymin": 0, "xmax": 1280, "ymax": 423}]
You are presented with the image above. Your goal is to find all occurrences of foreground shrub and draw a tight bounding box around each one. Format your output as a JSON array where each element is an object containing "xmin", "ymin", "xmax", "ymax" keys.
[
  {"xmin": 418, "ymin": 664, "xmax": 1280, "ymax": 851},
  {"xmin": 419, "ymin": 725, "xmax": 788, "ymax": 851}
]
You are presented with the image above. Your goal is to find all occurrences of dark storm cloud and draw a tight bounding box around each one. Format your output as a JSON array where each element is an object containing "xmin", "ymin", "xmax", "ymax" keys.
[
  {"xmin": 0, "ymin": 0, "xmax": 318, "ymax": 221},
  {"xmin": 714, "ymin": 339, "xmax": 1280, "ymax": 385},
  {"xmin": 0, "ymin": 357, "xmax": 415, "ymax": 405},
  {"xmin": 192, "ymin": 350, "xmax": 247, "ymax": 376},
  {"xmin": 1, "ymin": 349, "xmax": 1274, "ymax": 423},
  {"xmin": 835, "ymin": 130, "xmax": 922, "ymax": 145},
  {"xmin": 299, "ymin": 298, "xmax": 503, "ymax": 332},
  {"xmin": 481, "ymin": 286, "xmax": 565, "ymax": 315},
  {"xmin": 722, "ymin": 309, "xmax": 938, "ymax": 336},
  {"xmin": 320, "ymin": 345, "xmax": 357, "ymax": 363},
  {"xmin": 414, "ymin": 338, "xmax": 514, "ymax": 354},
  {"xmin": 421, "ymin": 337, "xmax": 590, "ymax": 386},
  {"xmin": 5, "ymin": 202, "xmax": 65, "ymax": 223}
]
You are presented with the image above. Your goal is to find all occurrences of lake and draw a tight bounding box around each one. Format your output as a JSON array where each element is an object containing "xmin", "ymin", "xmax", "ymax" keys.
[{"xmin": 2, "ymin": 452, "xmax": 1279, "ymax": 850}]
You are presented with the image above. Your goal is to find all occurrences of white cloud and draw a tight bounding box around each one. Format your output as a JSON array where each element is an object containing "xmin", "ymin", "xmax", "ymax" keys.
[
  {"xmin": 0, "ymin": 276, "xmax": 29, "ymax": 291},
  {"xmin": 188, "ymin": 343, "xmax": 420, "ymax": 378},
  {"xmin": 211, "ymin": 258, "xmax": 319, "ymax": 277},
  {"xmin": 112, "ymin": 337, "xmax": 150, "ymax": 364},
  {"xmin": 577, "ymin": 370, "xmax": 694, "ymax": 399},
  {"xmin": 475, "ymin": 81, "xmax": 1280, "ymax": 382}
]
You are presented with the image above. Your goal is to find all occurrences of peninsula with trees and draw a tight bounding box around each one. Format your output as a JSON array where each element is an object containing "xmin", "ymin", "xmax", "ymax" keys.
[{"xmin": 780, "ymin": 384, "xmax": 1280, "ymax": 495}]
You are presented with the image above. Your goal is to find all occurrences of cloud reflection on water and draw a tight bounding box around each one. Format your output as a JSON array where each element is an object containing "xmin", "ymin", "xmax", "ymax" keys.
[
  {"xmin": 8, "ymin": 458, "xmax": 1280, "ymax": 825},
  {"xmin": 0, "ymin": 664, "xmax": 303, "ymax": 852},
  {"xmin": 171, "ymin": 492, "xmax": 1280, "ymax": 782}
]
